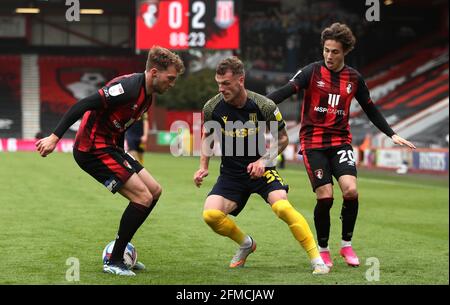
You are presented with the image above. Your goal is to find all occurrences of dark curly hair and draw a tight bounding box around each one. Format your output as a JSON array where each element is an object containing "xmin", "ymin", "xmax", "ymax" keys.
[{"xmin": 321, "ymin": 23, "xmax": 356, "ymax": 53}]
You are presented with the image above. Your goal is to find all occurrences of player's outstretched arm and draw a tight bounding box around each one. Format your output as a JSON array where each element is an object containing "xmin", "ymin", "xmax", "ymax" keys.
[
  {"xmin": 356, "ymin": 75, "xmax": 416, "ymax": 150},
  {"xmin": 267, "ymin": 65, "xmax": 312, "ymax": 104},
  {"xmin": 358, "ymin": 98, "xmax": 416, "ymax": 150},
  {"xmin": 266, "ymin": 83, "xmax": 297, "ymax": 105},
  {"xmin": 36, "ymin": 134, "xmax": 60, "ymax": 157},
  {"xmin": 391, "ymin": 134, "xmax": 416, "ymax": 149},
  {"xmin": 35, "ymin": 92, "xmax": 103, "ymax": 157}
]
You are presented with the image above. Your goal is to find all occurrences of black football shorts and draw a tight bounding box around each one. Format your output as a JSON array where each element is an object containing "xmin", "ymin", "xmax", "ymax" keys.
[
  {"xmin": 302, "ymin": 144, "xmax": 357, "ymax": 191},
  {"xmin": 73, "ymin": 147, "xmax": 144, "ymax": 193},
  {"xmin": 208, "ymin": 167, "xmax": 289, "ymax": 216}
]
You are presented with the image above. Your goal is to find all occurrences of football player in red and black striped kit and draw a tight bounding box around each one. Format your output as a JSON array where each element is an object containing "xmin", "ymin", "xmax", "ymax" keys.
[
  {"xmin": 267, "ymin": 23, "xmax": 415, "ymax": 269},
  {"xmin": 36, "ymin": 46, "xmax": 185, "ymax": 276}
]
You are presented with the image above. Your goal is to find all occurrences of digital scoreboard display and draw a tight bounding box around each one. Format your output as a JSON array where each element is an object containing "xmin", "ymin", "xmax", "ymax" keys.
[{"xmin": 136, "ymin": 0, "xmax": 240, "ymax": 51}]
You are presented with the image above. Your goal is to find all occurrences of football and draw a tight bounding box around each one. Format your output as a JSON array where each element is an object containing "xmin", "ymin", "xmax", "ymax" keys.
[{"xmin": 102, "ymin": 240, "xmax": 137, "ymax": 268}]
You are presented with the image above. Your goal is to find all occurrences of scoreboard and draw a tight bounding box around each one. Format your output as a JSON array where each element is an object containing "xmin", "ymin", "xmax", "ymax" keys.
[{"xmin": 136, "ymin": 0, "xmax": 240, "ymax": 51}]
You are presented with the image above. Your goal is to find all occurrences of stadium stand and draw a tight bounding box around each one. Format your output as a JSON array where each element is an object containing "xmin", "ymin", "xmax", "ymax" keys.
[
  {"xmin": 0, "ymin": 55, "xmax": 22, "ymax": 138},
  {"xmin": 239, "ymin": 0, "xmax": 448, "ymax": 150},
  {"xmin": 350, "ymin": 46, "xmax": 449, "ymax": 146},
  {"xmin": 0, "ymin": 0, "xmax": 447, "ymax": 152},
  {"xmin": 38, "ymin": 56, "xmax": 144, "ymax": 137},
  {"xmin": 241, "ymin": 0, "xmax": 363, "ymax": 72},
  {"xmin": 408, "ymin": 116, "xmax": 449, "ymax": 148}
]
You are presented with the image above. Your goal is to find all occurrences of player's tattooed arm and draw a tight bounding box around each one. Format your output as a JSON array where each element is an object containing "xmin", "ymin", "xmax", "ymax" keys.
[
  {"xmin": 248, "ymin": 128, "xmax": 289, "ymax": 179},
  {"xmin": 261, "ymin": 127, "xmax": 288, "ymax": 165}
]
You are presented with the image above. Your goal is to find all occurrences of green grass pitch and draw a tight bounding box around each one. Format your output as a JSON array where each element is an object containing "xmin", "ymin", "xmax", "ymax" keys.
[{"xmin": 0, "ymin": 152, "xmax": 448, "ymax": 284}]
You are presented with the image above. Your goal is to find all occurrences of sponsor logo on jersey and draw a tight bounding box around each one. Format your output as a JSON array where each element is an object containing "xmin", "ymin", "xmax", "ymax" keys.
[
  {"xmin": 221, "ymin": 116, "xmax": 228, "ymax": 124},
  {"xmin": 314, "ymin": 106, "xmax": 346, "ymax": 116},
  {"xmin": 328, "ymin": 94, "xmax": 341, "ymax": 108},
  {"xmin": 221, "ymin": 127, "xmax": 260, "ymax": 138},
  {"xmin": 108, "ymin": 83, "xmax": 124, "ymax": 97},
  {"xmin": 249, "ymin": 113, "xmax": 258, "ymax": 123}
]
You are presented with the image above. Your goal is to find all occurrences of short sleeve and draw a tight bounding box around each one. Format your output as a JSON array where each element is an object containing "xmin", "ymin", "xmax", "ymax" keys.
[
  {"xmin": 253, "ymin": 93, "xmax": 286, "ymax": 132},
  {"xmin": 202, "ymin": 94, "xmax": 221, "ymax": 134},
  {"xmin": 263, "ymin": 101, "xmax": 286, "ymax": 131}
]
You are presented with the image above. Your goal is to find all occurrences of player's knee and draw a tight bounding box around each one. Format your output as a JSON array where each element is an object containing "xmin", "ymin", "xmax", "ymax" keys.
[
  {"xmin": 152, "ymin": 184, "xmax": 162, "ymax": 200},
  {"xmin": 342, "ymin": 187, "xmax": 358, "ymax": 200},
  {"xmin": 271, "ymin": 200, "xmax": 294, "ymax": 220},
  {"xmin": 136, "ymin": 188, "xmax": 153, "ymax": 206},
  {"xmin": 315, "ymin": 185, "xmax": 333, "ymax": 198},
  {"xmin": 203, "ymin": 209, "xmax": 225, "ymax": 227}
]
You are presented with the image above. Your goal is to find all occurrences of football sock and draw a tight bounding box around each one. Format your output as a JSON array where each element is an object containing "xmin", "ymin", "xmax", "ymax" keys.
[
  {"xmin": 147, "ymin": 198, "xmax": 159, "ymax": 215},
  {"xmin": 314, "ymin": 198, "xmax": 334, "ymax": 248},
  {"xmin": 311, "ymin": 257, "xmax": 324, "ymax": 265},
  {"xmin": 271, "ymin": 200, "xmax": 320, "ymax": 260},
  {"xmin": 341, "ymin": 196, "xmax": 359, "ymax": 242},
  {"xmin": 110, "ymin": 202, "xmax": 151, "ymax": 263},
  {"xmin": 318, "ymin": 245, "xmax": 330, "ymax": 252},
  {"xmin": 241, "ymin": 235, "xmax": 253, "ymax": 248},
  {"xmin": 203, "ymin": 209, "xmax": 246, "ymax": 245},
  {"xmin": 341, "ymin": 240, "xmax": 352, "ymax": 248}
]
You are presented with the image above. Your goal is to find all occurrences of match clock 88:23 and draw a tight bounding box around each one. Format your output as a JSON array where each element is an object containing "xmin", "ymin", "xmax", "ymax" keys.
[{"xmin": 136, "ymin": 0, "xmax": 240, "ymax": 50}]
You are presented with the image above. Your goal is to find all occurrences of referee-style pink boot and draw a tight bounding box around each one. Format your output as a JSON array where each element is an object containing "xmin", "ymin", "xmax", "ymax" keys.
[{"xmin": 340, "ymin": 246, "xmax": 360, "ymax": 267}]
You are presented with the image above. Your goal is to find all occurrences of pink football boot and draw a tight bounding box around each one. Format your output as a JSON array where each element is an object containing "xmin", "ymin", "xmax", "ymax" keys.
[
  {"xmin": 340, "ymin": 246, "xmax": 360, "ymax": 267},
  {"xmin": 319, "ymin": 250, "xmax": 334, "ymax": 268}
]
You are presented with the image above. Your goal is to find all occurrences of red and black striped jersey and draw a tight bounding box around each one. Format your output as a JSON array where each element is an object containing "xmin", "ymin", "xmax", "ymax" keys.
[
  {"xmin": 291, "ymin": 61, "xmax": 373, "ymax": 151},
  {"xmin": 74, "ymin": 73, "xmax": 152, "ymax": 152}
]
